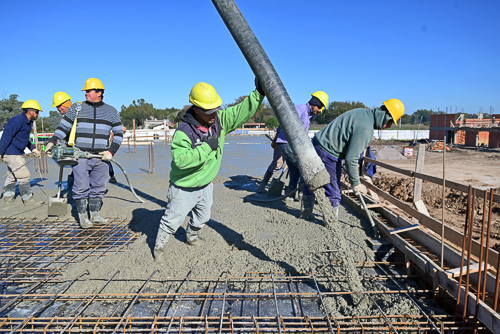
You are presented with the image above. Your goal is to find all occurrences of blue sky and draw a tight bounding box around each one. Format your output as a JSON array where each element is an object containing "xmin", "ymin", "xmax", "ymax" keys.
[{"xmin": 1, "ymin": 0, "xmax": 499, "ymax": 116}]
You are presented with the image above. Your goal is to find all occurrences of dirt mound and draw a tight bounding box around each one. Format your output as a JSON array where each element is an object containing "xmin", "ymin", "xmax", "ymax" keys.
[
  {"xmin": 374, "ymin": 147, "xmax": 407, "ymax": 160},
  {"xmin": 373, "ymin": 175, "xmax": 500, "ymax": 248}
]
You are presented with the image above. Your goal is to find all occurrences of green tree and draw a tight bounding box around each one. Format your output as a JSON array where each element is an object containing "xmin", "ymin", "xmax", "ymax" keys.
[
  {"xmin": 316, "ymin": 101, "xmax": 367, "ymax": 124},
  {"xmin": 411, "ymin": 109, "xmax": 433, "ymax": 124},
  {"xmin": 265, "ymin": 117, "xmax": 279, "ymax": 129},
  {"xmin": 0, "ymin": 94, "xmax": 23, "ymax": 129},
  {"xmin": 37, "ymin": 110, "xmax": 63, "ymax": 132},
  {"xmin": 120, "ymin": 99, "xmax": 156, "ymax": 128},
  {"xmin": 399, "ymin": 114, "xmax": 412, "ymax": 124}
]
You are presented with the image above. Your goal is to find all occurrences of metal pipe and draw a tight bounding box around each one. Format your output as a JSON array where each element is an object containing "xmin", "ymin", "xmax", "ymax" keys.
[
  {"xmin": 481, "ymin": 188, "xmax": 494, "ymax": 302},
  {"xmin": 475, "ymin": 189, "xmax": 488, "ymax": 318},
  {"xmin": 211, "ymin": 0, "xmax": 329, "ymax": 191},
  {"xmin": 456, "ymin": 185, "xmax": 472, "ymax": 315},
  {"xmin": 441, "ymin": 135, "xmax": 446, "ymax": 266},
  {"xmin": 218, "ymin": 270, "xmax": 229, "ymax": 334},
  {"xmin": 463, "ymin": 187, "xmax": 476, "ymax": 319}
]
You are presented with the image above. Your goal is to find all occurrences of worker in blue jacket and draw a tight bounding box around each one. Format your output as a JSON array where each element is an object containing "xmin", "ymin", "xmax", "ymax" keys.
[{"xmin": 0, "ymin": 100, "xmax": 42, "ymax": 204}]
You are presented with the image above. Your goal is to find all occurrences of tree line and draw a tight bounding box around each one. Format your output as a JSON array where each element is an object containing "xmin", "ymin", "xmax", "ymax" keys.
[{"xmin": 0, "ymin": 94, "xmax": 492, "ymax": 132}]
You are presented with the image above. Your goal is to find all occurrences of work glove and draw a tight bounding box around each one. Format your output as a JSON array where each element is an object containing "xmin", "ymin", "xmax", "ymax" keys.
[
  {"xmin": 99, "ymin": 150, "xmax": 113, "ymax": 161},
  {"xmin": 45, "ymin": 142, "xmax": 54, "ymax": 154},
  {"xmin": 255, "ymin": 76, "xmax": 265, "ymax": 96},
  {"xmin": 351, "ymin": 183, "xmax": 366, "ymax": 196},
  {"xmin": 203, "ymin": 135, "xmax": 219, "ymax": 151},
  {"xmin": 32, "ymin": 148, "xmax": 41, "ymax": 157}
]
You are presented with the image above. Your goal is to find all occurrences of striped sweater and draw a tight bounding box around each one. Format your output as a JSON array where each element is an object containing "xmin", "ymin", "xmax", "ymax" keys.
[{"xmin": 51, "ymin": 101, "xmax": 123, "ymax": 155}]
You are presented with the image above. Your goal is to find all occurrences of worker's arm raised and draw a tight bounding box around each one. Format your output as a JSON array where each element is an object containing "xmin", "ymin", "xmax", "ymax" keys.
[
  {"xmin": 218, "ymin": 90, "xmax": 265, "ymax": 134},
  {"xmin": 171, "ymin": 131, "xmax": 214, "ymax": 170}
]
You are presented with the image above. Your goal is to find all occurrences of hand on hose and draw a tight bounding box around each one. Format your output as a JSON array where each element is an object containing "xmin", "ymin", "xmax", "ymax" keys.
[
  {"xmin": 203, "ymin": 135, "xmax": 219, "ymax": 151},
  {"xmin": 32, "ymin": 148, "xmax": 41, "ymax": 157},
  {"xmin": 351, "ymin": 183, "xmax": 366, "ymax": 196},
  {"xmin": 45, "ymin": 142, "xmax": 54, "ymax": 157},
  {"xmin": 255, "ymin": 76, "xmax": 265, "ymax": 96},
  {"xmin": 99, "ymin": 150, "xmax": 113, "ymax": 161}
]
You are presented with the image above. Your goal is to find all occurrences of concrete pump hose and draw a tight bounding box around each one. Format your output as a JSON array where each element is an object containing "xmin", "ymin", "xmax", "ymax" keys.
[
  {"xmin": 211, "ymin": 0, "xmax": 330, "ymax": 191},
  {"xmin": 85, "ymin": 153, "xmax": 144, "ymax": 203},
  {"xmin": 109, "ymin": 159, "xmax": 144, "ymax": 203}
]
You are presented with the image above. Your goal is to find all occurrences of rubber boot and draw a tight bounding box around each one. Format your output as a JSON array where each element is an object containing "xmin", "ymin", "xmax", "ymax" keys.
[
  {"xmin": 19, "ymin": 183, "xmax": 34, "ymax": 204},
  {"xmin": 300, "ymin": 194, "xmax": 315, "ymax": 219},
  {"xmin": 76, "ymin": 198, "xmax": 93, "ymax": 229},
  {"xmin": 186, "ymin": 225, "xmax": 203, "ymax": 246},
  {"xmin": 154, "ymin": 228, "xmax": 171, "ymax": 263},
  {"xmin": 284, "ymin": 185, "xmax": 297, "ymax": 201},
  {"xmin": 333, "ymin": 206, "xmax": 339, "ymax": 219},
  {"xmin": 2, "ymin": 184, "xmax": 16, "ymax": 204},
  {"xmin": 89, "ymin": 198, "xmax": 109, "ymax": 224},
  {"xmin": 257, "ymin": 170, "xmax": 273, "ymax": 194}
]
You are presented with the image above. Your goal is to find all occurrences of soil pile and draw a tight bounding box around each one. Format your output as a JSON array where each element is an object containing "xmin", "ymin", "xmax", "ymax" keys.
[
  {"xmin": 374, "ymin": 147, "xmax": 407, "ymax": 160},
  {"xmin": 373, "ymin": 175, "xmax": 500, "ymax": 248}
]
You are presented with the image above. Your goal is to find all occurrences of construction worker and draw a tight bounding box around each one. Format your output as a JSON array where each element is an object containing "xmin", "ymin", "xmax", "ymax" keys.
[
  {"xmin": 154, "ymin": 78, "xmax": 265, "ymax": 262},
  {"xmin": 52, "ymin": 92, "xmax": 72, "ymax": 115},
  {"xmin": 301, "ymin": 99, "xmax": 405, "ymax": 220},
  {"xmin": 0, "ymin": 100, "xmax": 42, "ymax": 204},
  {"xmin": 256, "ymin": 126, "xmax": 284, "ymax": 194},
  {"xmin": 46, "ymin": 78, "xmax": 123, "ymax": 229},
  {"xmin": 276, "ymin": 91, "xmax": 328, "ymax": 199}
]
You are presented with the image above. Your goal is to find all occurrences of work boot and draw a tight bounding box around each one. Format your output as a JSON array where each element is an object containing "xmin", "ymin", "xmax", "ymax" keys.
[
  {"xmin": 19, "ymin": 183, "xmax": 33, "ymax": 203},
  {"xmin": 333, "ymin": 206, "xmax": 339, "ymax": 219},
  {"xmin": 3, "ymin": 195, "xmax": 15, "ymax": 204},
  {"xmin": 284, "ymin": 185, "xmax": 297, "ymax": 201},
  {"xmin": 300, "ymin": 194, "xmax": 315, "ymax": 220},
  {"xmin": 76, "ymin": 198, "xmax": 93, "ymax": 229},
  {"xmin": 186, "ymin": 225, "xmax": 203, "ymax": 247},
  {"xmin": 109, "ymin": 176, "xmax": 117, "ymax": 184},
  {"xmin": 2, "ymin": 184, "xmax": 16, "ymax": 204},
  {"xmin": 257, "ymin": 170, "xmax": 273, "ymax": 194},
  {"xmin": 154, "ymin": 229, "xmax": 171, "ymax": 263},
  {"xmin": 89, "ymin": 198, "xmax": 109, "ymax": 224}
]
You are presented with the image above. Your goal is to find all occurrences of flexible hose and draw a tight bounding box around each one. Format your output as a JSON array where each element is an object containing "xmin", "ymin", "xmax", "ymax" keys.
[
  {"xmin": 84, "ymin": 153, "xmax": 144, "ymax": 203},
  {"xmin": 244, "ymin": 184, "xmax": 304, "ymax": 203}
]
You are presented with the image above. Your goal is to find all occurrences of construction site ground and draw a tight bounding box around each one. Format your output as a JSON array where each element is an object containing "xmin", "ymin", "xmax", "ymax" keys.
[
  {"xmin": 369, "ymin": 139, "xmax": 500, "ymax": 250},
  {"xmin": 0, "ymin": 135, "xmax": 496, "ymax": 332}
]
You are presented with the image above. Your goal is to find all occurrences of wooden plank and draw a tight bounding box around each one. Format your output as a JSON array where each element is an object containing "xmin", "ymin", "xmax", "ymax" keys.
[
  {"xmin": 363, "ymin": 157, "xmax": 500, "ymax": 204},
  {"xmin": 360, "ymin": 179, "xmax": 500, "ymax": 269},
  {"xmin": 366, "ymin": 203, "xmax": 386, "ymax": 209},
  {"xmin": 389, "ymin": 224, "xmax": 420, "ymax": 234},
  {"xmin": 413, "ymin": 143, "xmax": 426, "ymax": 201},
  {"xmin": 446, "ymin": 262, "xmax": 488, "ymax": 278}
]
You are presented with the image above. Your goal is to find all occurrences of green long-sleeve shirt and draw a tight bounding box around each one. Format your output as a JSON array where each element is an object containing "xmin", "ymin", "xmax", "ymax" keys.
[
  {"xmin": 170, "ymin": 90, "xmax": 264, "ymax": 188},
  {"xmin": 314, "ymin": 107, "xmax": 392, "ymax": 186}
]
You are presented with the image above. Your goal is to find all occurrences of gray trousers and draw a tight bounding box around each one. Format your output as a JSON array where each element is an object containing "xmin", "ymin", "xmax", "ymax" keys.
[
  {"xmin": 158, "ymin": 182, "xmax": 213, "ymax": 237},
  {"xmin": 3, "ymin": 155, "xmax": 32, "ymax": 199},
  {"xmin": 72, "ymin": 158, "xmax": 109, "ymax": 200}
]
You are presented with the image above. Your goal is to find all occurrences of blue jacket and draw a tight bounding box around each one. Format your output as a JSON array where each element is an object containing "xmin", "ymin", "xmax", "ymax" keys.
[{"xmin": 0, "ymin": 113, "xmax": 35, "ymax": 156}]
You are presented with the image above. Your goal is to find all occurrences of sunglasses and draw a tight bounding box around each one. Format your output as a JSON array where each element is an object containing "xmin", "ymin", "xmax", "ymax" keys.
[{"xmin": 32, "ymin": 110, "xmax": 40, "ymax": 114}]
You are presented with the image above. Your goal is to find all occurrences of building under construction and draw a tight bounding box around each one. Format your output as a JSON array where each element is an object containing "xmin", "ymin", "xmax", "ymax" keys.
[{"xmin": 430, "ymin": 114, "xmax": 500, "ymax": 148}]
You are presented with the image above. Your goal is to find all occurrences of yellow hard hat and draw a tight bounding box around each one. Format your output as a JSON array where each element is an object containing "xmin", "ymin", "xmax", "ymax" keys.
[
  {"xmin": 189, "ymin": 82, "xmax": 222, "ymax": 110},
  {"xmin": 52, "ymin": 91, "xmax": 72, "ymax": 107},
  {"xmin": 22, "ymin": 100, "xmax": 42, "ymax": 112},
  {"xmin": 311, "ymin": 91, "xmax": 329, "ymax": 112},
  {"xmin": 82, "ymin": 78, "xmax": 105, "ymax": 91},
  {"xmin": 383, "ymin": 98, "xmax": 405, "ymax": 123}
]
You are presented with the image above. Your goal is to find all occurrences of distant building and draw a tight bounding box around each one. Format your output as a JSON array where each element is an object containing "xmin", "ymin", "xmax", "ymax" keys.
[{"xmin": 430, "ymin": 114, "xmax": 500, "ymax": 148}]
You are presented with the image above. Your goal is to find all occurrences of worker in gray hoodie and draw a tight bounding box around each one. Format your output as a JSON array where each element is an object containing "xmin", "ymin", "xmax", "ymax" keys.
[{"xmin": 301, "ymin": 99, "xmax": 405, "ymax": 220}]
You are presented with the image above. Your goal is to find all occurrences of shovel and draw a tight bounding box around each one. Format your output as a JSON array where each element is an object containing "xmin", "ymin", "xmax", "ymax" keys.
[
  {"xmin": 48, "ymin": 165, "xmax": 68, "ymax": 216},
  {"xmin": 267, "ymin": 164, "xmax": 287, "ymax": 197}
]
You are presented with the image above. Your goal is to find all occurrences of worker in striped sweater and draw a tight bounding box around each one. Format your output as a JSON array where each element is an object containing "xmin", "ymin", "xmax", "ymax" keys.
[{"xmin": 46, "ymin": 78, "xmax": 123, "ymax": 229}]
